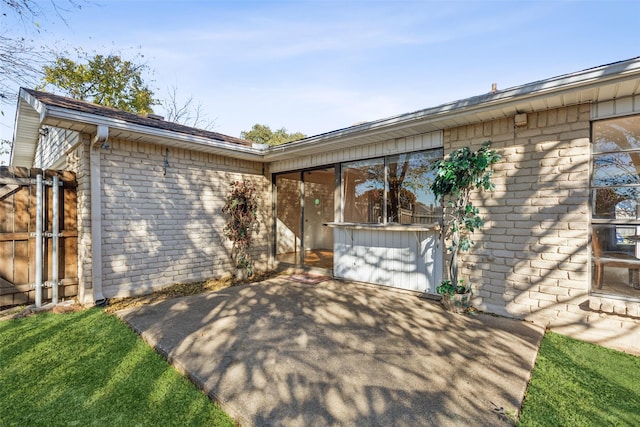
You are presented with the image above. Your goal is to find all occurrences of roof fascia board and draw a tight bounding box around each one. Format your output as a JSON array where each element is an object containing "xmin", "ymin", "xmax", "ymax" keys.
[
  {"xmin": 20, "ymin": 88, "xmax": 48, "ymax": 123},
  {"xmin": 264, "ymin": 59, "xmax": 640, "ymax": 161},
  {"xmin": 42, "ymin": 105, "xmax": 266, "ymax": 160},
  {"xmin": 11, "ymin": 92, "xmax": 42, "ymax": 165}
]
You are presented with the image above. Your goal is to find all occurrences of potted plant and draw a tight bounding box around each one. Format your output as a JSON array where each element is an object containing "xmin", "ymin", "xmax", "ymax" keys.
[
  {"xmin": 430, "ymin": 141, "xmax": 501, "ymax": 313},
  {"xmin": 222, "ymin": 180, "xmax": 260, "ymax": 280}
]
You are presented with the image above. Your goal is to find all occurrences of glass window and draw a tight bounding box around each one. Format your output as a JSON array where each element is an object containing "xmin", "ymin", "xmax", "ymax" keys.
[
  {"xmin": 387, "ymin": 151, "xmax": 441, "ymax": 224},
  {"xmin": 593, "ymin": 187, "xmax": 640, "ymax": 219},
  {"xmin": 592, "ymin": 151, "xmax": 640, "ymax": 187},
  {"xmin": 593, "ymin": 117, "xmax": 640, "ymax": 153},
  {"xmin": 591, "ymin": 115, "xmax": 640, "ymax": 299},
  {"xmin": 342, "ymin": 159, "xmax": 385, "ymax": 223},
  {"xmin": 341, "ymin": 148, "xmax": 442, "ymax": 224}
]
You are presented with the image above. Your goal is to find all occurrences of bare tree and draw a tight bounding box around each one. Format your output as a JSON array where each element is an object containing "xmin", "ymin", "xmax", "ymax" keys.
[
  {"xmin": 0, "ymin": 34, "xmax": 58, "ymax": 104},
  {"xmin": 1, "ymin": 0, "xmax": 84, "ymax": 105},
  {"xmin": 2, "ymin": 0, "xmax": 82, "ymax": 21},
  {"xmin": 161, "ymin": 85, "xmax": 217, "ymax": 130}
]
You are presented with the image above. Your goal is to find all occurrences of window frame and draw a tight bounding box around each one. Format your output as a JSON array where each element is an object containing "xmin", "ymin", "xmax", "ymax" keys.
[
  {"xmin": 340, "ymin": 148, "xmax": 442, "ymax": 225},
  {"xmin": 591, "ymin": 114, "xmax": 640, "ymax": 301}
]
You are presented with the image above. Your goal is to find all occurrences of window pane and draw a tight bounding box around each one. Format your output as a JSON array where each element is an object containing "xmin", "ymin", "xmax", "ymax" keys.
[
  {"xmin": 592, "ymin": 114, "xmax": 640, "ymax": 300},
  {"xmin": 593, "ymin": 116, "xmax": 640, "ymax": 153},
  {"xmin": 593, "ymin": 187, "xmax": 640, "ymax": 219},
  {"xmin": 387, "ymin": 150, "xmax": 442, "ymax": 224},
  {"xmin": 592, "ymin": 152, "xmax": 640, "ymax": 186},
  {"xmin": 276, "ymin": 173, "xmax": 301, "ymax": 264},
  {"xmin": 592, "ymin": 225, "xmax": 640, "ymax": 298},
  {"xmin": 342, "ymin": 159, "xmax": 385, "ymax": 223}
]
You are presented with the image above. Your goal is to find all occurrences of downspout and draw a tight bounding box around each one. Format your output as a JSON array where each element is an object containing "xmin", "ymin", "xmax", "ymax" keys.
[
  {"xmin": 51, "ymin": 175, "xmax": 59, "ymax": 305},
  {"xmin": 34, "ymin": 174, "xmax": 43, "ymax": 308},
  {"xmin": 91, "ymin": 125, "xmax": 108, "ymax": 306}
]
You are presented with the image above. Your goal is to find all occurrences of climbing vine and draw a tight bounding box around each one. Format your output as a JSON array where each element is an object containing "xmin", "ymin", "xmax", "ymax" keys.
[{"xmin": 222, "ymin": 180, "xmax": 260, "ymax": 275}]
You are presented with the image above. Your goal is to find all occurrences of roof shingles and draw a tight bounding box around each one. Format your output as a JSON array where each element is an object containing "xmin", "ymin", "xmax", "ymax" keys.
[{"xmin": 23, "ymin": 88, "xmax": 252, "ymax": 147}]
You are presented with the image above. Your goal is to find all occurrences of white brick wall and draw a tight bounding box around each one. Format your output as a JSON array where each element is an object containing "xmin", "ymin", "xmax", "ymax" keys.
[
  {"xmin": 445, "ymin": 105, "xmax": 640, "ymax": 324},
  {"xmin": 66, "ymin": 135, "xmax": 92, "ymax": 304},
  {"xmin": 54, "ymin": 105, "xmax": 640, "ymax": 323},
  {"xmin": 72, "ymin": 137, "xmax": 271, "ymax": 299}
]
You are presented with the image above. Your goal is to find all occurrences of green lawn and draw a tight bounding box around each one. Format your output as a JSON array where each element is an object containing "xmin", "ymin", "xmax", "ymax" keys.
[
  {"xmin": 0, "ymin": 308, "xmax": 234, "ymax": 427},
  {"xmin": 2, "ymin": 308, "xmax": 639, "ymax": 426},
  {"xmin": 519, "ymin": 331, "xmax": 640, "ymax": 426}
]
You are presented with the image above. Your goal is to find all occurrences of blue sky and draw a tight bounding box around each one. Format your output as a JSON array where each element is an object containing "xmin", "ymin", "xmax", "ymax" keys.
[{"xmin": 1, "ymin": 0, "xmax": 639, "ymax": 162}]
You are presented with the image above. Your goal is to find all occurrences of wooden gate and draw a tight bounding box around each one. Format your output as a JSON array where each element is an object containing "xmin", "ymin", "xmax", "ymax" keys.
[{"xmin": 0, "ymin": 167, "xmax": 78, "ymax": 308}]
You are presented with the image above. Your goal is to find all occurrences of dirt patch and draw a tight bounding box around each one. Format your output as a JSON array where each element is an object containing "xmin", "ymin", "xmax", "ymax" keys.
[
  {"xmin": 105, "ymin": 277, "xmax": 234, "ymax": 314},
  {"xmin": 104, "ymin": 271, "xmax": 281, "ymax": 314},
  {"xmin": 0, "ymin": 271, "xmax": 283, "ymax": 320},
  {"xmin": 0, "ymin": 301, "xmax": 86, "ymax": 321}
]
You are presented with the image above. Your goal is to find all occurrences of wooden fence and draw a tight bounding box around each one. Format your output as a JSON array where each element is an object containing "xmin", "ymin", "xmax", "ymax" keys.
[{"xmin": 0, "ymin": 167, "xmax": 78, "ymax": 308}]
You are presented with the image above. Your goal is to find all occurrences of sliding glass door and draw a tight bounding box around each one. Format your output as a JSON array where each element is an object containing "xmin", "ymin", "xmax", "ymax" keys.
[
  {"xmin": 275, "ymin": 167, "xmax": 335, "ymax": 269},
  {"xmin": 275, "ymin": 172, "xmax": 302, "ymax": 265},
  {"xmin": 302, "ymin": 168, "xmax": 334, "ymax": 268}
]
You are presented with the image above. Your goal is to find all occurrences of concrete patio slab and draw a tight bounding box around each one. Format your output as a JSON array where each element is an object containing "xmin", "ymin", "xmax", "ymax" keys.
[{"xmin": 117, "ymin": 278, "xmax": 544, "ymax": 426}]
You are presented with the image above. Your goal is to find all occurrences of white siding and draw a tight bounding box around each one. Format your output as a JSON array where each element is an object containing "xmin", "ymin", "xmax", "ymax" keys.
[
  {"xmin": 270, "ymin": 131, "xmax": 442, "ymax": 173},
  {"xmin": 591, "ymin": 95, "xmax": 640, "ymax": 120},
  {"xmin": 33, "ymin": 128, "xmax": 80, "ymax": 169},
  {"xmin": 333, "ymin": 228, "xmax": 442, "ymax": 293}
]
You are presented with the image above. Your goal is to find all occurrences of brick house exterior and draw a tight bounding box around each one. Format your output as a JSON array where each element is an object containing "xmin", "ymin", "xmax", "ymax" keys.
[
  {"xmin": 9, "ymin": 58, "xmax": 640, "ymax": 342},
  {"xmin": 65, "ymin": 135, "xmax": 271, "ymax": 303},
  {"xmin": 447, "ymin": 106, "xmax": 593, "ymax": 320}
]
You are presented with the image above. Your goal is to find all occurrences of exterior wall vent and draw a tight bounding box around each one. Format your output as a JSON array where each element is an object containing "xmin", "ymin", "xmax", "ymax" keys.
[{"xmin": 514, "ymin": 113, "xmax": 528, "ymax": 127}]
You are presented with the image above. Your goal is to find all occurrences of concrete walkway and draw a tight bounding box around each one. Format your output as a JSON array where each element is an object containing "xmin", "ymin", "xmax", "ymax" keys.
[{"xmin": 117, "ymin": 277, "xmax": 544, "ymax": 427}]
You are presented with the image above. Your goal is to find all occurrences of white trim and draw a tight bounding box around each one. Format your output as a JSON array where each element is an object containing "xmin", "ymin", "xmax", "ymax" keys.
[
  {"xmin": 12, "ymin": 57, "xmax": 640, "ymax": 168},
  {"xmin": 265, "ymin": 57, "xmax": 640, "ymax": 161},
  {"xmin": 44, "ymin": 105, "xmax": 266, "ymax": 160},
  {"xmin": 270, "ymin": 131, "xmax": 443, "ymax": 174}
]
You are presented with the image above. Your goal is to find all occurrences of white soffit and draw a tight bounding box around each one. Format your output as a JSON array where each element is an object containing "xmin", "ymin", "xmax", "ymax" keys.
[
  {"xmin": 42, "ymin": 105, "xmax": 264, "ymax": 161},
  {"xmin": 11, "ymin": 95, "xmax": 43, "ymax": 167}
]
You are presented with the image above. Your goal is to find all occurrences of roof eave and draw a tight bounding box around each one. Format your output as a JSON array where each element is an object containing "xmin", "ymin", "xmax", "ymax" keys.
[
  {"xmin": 12, "ymin": 57, "xmax": 640, "ymax": 167},
  {"xmin": 263, "ymin": 57, "xmax": 640, "ymax": 161},
  {"xmin": 11, "ymin": 89, "xmax": 45, "ymax": 167},
  {"xmin": 42, "ymin": 105, "xmax": 265, "ymax": 161},
  {"xmin": 11, "ymin": 88, "xmax": 267, "ymax": 166}
]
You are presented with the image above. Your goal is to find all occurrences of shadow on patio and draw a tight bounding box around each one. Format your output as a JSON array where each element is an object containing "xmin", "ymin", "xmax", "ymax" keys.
[{"xmin": 118, "ymin": 277, "xmax": 544, "ymax": 427}]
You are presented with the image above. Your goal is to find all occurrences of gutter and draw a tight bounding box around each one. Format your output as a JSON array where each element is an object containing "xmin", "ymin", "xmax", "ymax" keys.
[
  {"xmin": 15, "ymin": 57, "xmax": 640, "ymax": 166},
  {"xmin": 263, "ymin": 57, "xmax": 640, "ymax": 161},
  {"xmin": 43, "ymin": 105, "xmax": 267, "ymax": 161}
]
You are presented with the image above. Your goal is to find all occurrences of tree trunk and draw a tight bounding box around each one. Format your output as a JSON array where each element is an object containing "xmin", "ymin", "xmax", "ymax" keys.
[{"xmin": 450, "ymin": 230, "xmax": 459, "ymax": 286}]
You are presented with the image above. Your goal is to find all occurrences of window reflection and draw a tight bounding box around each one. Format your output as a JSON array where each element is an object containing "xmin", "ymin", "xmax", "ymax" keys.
[
  {"xmin": 591, "ymin": 115, "xmax": 640, "ymax": 299},
  {"xmin": 342, "ymin": 149, "xmax": 442, "ymax": 225},
  {"xmin": 593, "ymin": 117, "xmax": 640, "ymax": 153},
  {"xmin": 342, "ymin": 159, "xmax": 385, "ymax": 223},
  {"xmin": 387, "ymin": 151, "xmax": 440, "ymax": 224},
  {"xmin": 592, "ymin": 152, "xmax": 640, "ymax": 187},
  {"xmin": 593, "ymin": 187, "xmax": 640, "ymax": 219}
]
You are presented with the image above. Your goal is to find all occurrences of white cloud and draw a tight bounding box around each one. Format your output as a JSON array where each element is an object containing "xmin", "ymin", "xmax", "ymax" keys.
[{"xmin": 2, "ymin": 0, "xmax": 636, "ymax": 157}]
